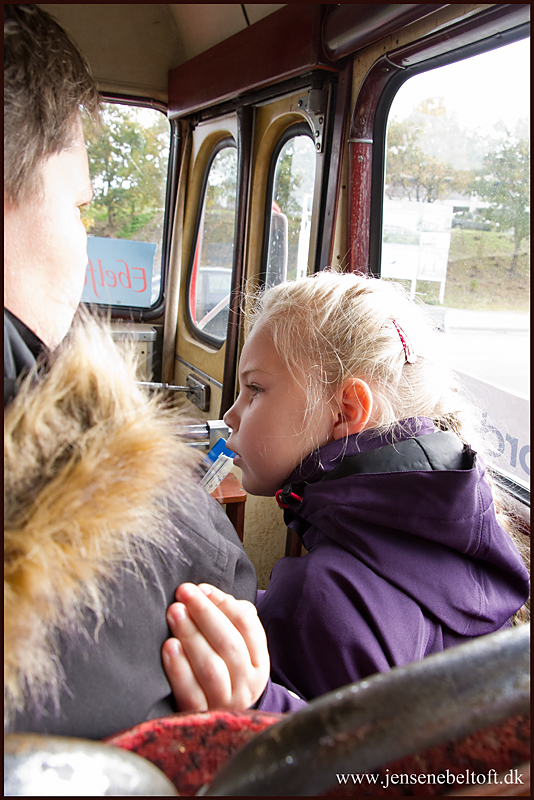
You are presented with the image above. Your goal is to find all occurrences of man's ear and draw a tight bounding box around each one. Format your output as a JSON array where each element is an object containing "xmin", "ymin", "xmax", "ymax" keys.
[
  {"xmin": 332, "ymin": 378, "xmax": 373, "ymax": 441},
  {"xmin": 4, "ymin": 191, "xmax": 16, "ymax": 217}
]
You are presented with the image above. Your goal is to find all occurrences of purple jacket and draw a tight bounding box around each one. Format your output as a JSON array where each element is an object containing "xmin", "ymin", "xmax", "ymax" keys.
[{"xmin": 256, "ymin": 418, "xmax": 529, "ymax": 702}]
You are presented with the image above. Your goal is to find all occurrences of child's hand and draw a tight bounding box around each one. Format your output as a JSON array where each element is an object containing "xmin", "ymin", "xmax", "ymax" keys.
[{"xmin": 161, "ymin": 583, "xmax": 270, "ymax": 712}]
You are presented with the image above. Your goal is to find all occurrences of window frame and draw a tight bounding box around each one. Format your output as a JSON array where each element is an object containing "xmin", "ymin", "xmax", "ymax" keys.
[
  {"xmin": 259, "ymin": 121, "xmax": 316, "ymax": 288},
  {"xmin": 83, "ymin": 93, "xmax": 178, "ymax": 321},
  {"xmin": 184, "ymin": 135, "xmax": 238, "ymax": 348},
  {"xmin": 365, "ymin": 24, "xmax": 530, "ymax": 505},
  {"xmin": 368, "ymin": 17, "xmax": 530, "ymax": 275},
  {"xmin": 173, "ymin": 74, "xmax": 339, "ymax": 414}
]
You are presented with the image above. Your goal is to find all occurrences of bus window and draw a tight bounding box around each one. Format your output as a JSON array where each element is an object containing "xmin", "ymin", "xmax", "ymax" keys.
[
  {"xmin": 264, "ymin": 127, "xmax": 317, "ymax": 287},
  {"xmin": 81, "ymin": 101, "xmax": 171, "ymax": 313},
  {"xmin": 380, "ymin": 37, "xmax": 530, "ymax": 491},
  {"xmin": 188, "ymin": 141, "xmax": 237, "ymax": 343}
]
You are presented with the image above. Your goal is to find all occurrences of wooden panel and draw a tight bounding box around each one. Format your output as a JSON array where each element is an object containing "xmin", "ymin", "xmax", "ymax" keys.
[
  {"xmin": 168, "ymin": 5, "xmax": 339, "ymax": 119},
  {"xmin": 210, "ymin": 473, "xmax": 247, "ymax": 542}
]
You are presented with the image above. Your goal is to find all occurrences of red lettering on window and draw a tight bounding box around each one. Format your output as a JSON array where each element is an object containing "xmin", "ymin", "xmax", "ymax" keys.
[
  {"xmin": 132, "ymin": 266, "xmax": 147, "ymax": 293},
  {"xmin": 117, "ymin": 260, "xmax": 132, "ymax": 289},
  {"xmin": 86, "ymin": 260, "xmax": 100, "ymax": 298},
  {"xmin": 106, "ymin": 270, "xmax": 117, "ymax": 287}
]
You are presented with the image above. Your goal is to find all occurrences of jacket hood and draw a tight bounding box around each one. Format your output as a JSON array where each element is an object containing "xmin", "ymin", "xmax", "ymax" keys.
[
  {"xmin": 4, "ymin": 315, "xmax": 200, "ymax": 724},
  {"xmin": 280, "ymin": 420, "xmax": 529, "ymax": 636}
]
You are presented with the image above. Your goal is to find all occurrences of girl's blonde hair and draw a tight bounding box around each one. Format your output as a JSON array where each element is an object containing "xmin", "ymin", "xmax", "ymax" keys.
[
  {"xmin": 248, "ymin": 271, "xmax": 474, "ymax": 443},
  {"xmin": 247, "ymin": 272, "xmax": 529, "ymax": 623}
]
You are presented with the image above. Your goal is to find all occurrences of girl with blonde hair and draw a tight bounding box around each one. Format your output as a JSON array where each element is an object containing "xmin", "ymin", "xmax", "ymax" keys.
[{"xmin": 163, "ymin": 271, "xmax": 529, "ymax": 709}]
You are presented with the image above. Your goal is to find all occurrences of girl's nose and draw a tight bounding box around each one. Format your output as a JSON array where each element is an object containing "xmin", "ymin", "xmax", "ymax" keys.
[{"xmin": 223, "ymin": 401, "xmax": 239, "ymax": 432}]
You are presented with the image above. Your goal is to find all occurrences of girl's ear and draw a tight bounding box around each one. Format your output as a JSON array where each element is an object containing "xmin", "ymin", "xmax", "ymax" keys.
[{"xmin": 332, "ymin": 378, "xmax": 373, "ymax": 441}]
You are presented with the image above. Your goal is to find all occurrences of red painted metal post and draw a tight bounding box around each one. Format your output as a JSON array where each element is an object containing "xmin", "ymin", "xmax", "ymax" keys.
[{"xmin": 348, "ymin": 140, "xmax": 373, "ymax": 274}]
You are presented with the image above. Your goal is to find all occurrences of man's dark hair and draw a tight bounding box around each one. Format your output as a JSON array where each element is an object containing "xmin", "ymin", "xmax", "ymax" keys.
[{"xmin": 4, "ymin": 4, "xmax": 100, "ymax": 204}]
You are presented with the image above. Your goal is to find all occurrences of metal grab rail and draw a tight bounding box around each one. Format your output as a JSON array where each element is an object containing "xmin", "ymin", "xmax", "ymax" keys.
[
  {"xmin": 137, "ymin": 374, "xmax": 211, "ymax": 412},
  {"xmin": 138, "ymin": 381, "xmax": 191, "ymax": 392},
  {"xmin": 204, "ymin": 625, "xmax": 530, "ymax": 796},
  {"xmin": 137, "ymin": 378, "xmax": 208, "ymax": 410}
]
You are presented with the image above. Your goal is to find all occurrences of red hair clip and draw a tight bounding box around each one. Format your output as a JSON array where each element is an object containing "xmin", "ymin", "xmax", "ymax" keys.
[{"xmin": 392, "ymin": 319, "xmax": 418, "ymax": 364}]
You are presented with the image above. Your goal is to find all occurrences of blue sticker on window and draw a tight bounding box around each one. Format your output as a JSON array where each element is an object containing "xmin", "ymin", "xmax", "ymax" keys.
[{"xmin": 82, "ymin": 237, "xmax": 155, "ymax": 307}]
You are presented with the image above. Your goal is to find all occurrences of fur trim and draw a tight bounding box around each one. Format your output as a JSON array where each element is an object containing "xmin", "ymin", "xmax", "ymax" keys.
[{"xmin": 4, "ymin": 315, "xmax": 200, "ymax": 725}]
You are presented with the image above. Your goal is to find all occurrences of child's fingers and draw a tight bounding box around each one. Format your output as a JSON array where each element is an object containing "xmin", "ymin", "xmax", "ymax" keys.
[
  {"xmin": 168, "ymin": 585, "xmax": 270, "ymax": 709},
  {"xmin": 161, "ymin": 637, "xmax": 208, "ymax": 712},
  {"xmin": 195, "ymin": 584, "xmax": 269, "ymax": 669},
  {"xmin": 172, "ymin": 584, "xmax": 270, "ymax": 709},
  {"xmin": 174, "ymin": 584, "xmax": 266, "ymax": 672},
  {"xmin": 166, "ymin": 601, "xmax": 234, "ymax": 707}
]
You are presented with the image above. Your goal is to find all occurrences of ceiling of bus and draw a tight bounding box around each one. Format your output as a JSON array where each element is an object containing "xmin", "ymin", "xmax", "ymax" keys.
[{"xmin": 37, "ymin": 4, "xmax": 286, "ymax": 102}]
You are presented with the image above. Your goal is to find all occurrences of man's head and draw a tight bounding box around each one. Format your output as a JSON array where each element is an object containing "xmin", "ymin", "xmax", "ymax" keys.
[{"xmin": 4, "ymin": 5, "xmax": 100, "ymax": 348}]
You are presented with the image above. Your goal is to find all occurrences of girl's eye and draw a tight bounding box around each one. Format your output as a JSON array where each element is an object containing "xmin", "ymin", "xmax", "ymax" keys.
[{"xmin": 246, "ymin": 384, "xmax": 263, "ymax": 398}]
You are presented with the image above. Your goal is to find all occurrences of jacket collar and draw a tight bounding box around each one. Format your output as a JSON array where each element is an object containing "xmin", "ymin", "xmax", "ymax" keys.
[
  {"xmin": 283, "ymin": 417, "xmax": 438, "ymax": 489},
  {"xmin": 4, "ymin": 309, "xmax": 47, "ymax": 407}
]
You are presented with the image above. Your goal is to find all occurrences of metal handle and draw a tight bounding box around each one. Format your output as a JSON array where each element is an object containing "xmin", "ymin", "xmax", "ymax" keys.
[
  {"xmin": 138, "ymin": 374, "xmax": 210, "ymax": 412},
  {"xmin": 138, "ymin": 381, "xmax": 189, "ymax": 392},
  {"xmin": 205, "ymin": 625, "xmax": 530, "ymax": 796},
  {"xmin": 181, "ymin": 420, "xmax": 231, "ymax": 450}
]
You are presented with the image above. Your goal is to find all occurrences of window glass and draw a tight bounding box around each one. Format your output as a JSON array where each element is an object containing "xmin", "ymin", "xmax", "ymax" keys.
[
  {"xmin": 189, "ymin": 143, "xmax": 237, "ymax": 342},
  {"xmin": 265, "ymin": 133, "xmax": 316, "ymax": 287},
  {"xmin": 81, "ymin": 102, "xmax": 170, "ymax": 309},
  {"xmin": 381, "ymin": 38, "xmax": 530, "ymax": 487}
]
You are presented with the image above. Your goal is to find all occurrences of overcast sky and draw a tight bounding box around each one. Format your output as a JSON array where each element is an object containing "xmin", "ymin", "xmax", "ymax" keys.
[{"xmin": 390, "ymin": 37, "xmax": 530, "ymax": 136}]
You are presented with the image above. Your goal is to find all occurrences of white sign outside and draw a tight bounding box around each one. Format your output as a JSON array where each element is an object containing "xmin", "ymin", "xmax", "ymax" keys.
[{"xmin": 382, "ymin": 200, "xmax": 453, "ymax": 303}]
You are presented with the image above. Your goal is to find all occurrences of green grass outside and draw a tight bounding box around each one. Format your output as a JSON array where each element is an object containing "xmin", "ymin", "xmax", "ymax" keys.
[{"xmin": 404, "ymin": 229, "xmax": 530, "ymax": 312}]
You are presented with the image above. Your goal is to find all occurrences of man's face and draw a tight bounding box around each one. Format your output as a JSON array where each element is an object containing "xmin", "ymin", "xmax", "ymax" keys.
[{"xmin": 4, "ymin": 116, "xmax": 93, "ymax": 348}]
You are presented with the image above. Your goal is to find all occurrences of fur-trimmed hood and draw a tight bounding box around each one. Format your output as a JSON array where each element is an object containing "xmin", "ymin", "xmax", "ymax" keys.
[{"xmin": 4, "ymin": 316, "xmax": 200, "ymax": 726}]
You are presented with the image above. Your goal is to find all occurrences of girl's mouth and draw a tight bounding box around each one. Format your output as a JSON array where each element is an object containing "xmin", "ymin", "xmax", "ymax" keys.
[{"xmin": 226, "ymin": 439, "xmax": 239, "ymax": 457}]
